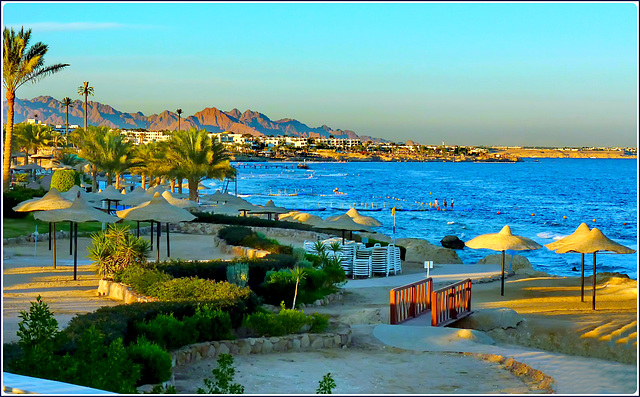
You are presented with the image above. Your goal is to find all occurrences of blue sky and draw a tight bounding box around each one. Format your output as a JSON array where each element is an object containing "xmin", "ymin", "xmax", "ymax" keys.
[{"xmin": 2, "ymin": 2, "xmax": 638, "ymax": 146}]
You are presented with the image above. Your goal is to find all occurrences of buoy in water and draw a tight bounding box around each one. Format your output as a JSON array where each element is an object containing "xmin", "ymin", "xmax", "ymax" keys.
[
  {"xmin": 592, "ymin": 219, "xmax": 596, "ymax": 222},
  {"xmin": 563, "ymin": 216, "xmax": 567, "ymax": 219},
  {"xmin": 623, "ymin": 222, "xmax": 627, "ymax": 225},
  {"xmin": 531, "ymin": 213, "xmax": 535, "ymax": 216},
  {"xmin": 497, "ymin": 211, "xmax": 501, "ymax": 215}
]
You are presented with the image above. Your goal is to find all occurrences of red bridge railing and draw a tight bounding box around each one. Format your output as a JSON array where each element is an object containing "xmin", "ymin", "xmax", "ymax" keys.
[
  {"xmin": 389, "ymin": 278, "xmax": 433, "ymax": 324},
  {"xmin": 431, "ymin": 278, "xmax": 472, "ymax": 327}
]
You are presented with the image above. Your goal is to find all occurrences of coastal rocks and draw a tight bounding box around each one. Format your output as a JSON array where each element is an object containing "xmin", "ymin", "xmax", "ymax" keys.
[
  {"xmin": 455, "ymin": 308, "xmax": 525, "ymax": 331},
  {"xmin": 477, "ymin": 254, "xmax": 538, "ymax": 275},
  {"xmin": 396, "ymin": 238, "xmax": 462, "ymax": 264},
  {"xmin": 440, "ymin": 235, "xmax": 465, "ymax": 250}
]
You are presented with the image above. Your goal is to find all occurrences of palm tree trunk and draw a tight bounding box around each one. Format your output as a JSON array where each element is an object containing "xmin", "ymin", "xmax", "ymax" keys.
[
  {"xmin": 84, "ymin": 92, "xmax": 88, "ymax": 132},
  {"xmin": 115, "ymin": 173, "xmax": 121, "ymax": 190},
  {"xmin": 2, "ymin": 91, "xmax": 15, "ymax": 189},
  {"xmin": 65, "ymin": 107, "xmax": 69, "ymax": 146},
  {"xmin": 178, "ymin": 179, "xmax": 183, "ymax": 194},
  {"xmin": 141, "ymin": 172, "xmax": 146, "ymax": 189},
  {"xmin": 188, "ymin": 179, "xmax": 198, "ymax": 202},
  {"xmin": 292, "ymin": 278, "xmax": 299, "ymax": 309},
  {"xmin": 170, "ymin": 178, "xmax": 176, "ymax": 193},
  {"xmin": 24, "ymin": 150, "xmax": 29, "ymax": 165},
  {"xmin": 92, "ymin": 166, "xmax": 98, "ymax": 192}
]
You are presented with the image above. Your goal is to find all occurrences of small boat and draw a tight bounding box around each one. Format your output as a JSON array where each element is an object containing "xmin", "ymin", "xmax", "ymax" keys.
[{"xmin": 297, "ymin": 162, "xmax": 309, "ymax": 169}]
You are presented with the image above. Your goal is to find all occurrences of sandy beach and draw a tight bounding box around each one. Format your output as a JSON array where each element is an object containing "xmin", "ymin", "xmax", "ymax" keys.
[{"xmin": 2, "ymin": 229, "xmax": 637, "ymax": 394}]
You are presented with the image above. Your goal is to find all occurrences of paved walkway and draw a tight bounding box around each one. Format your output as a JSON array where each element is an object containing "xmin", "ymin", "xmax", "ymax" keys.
[{"xmin": 341, "ymin": 265, "xmax": 638, "ymax": 395}]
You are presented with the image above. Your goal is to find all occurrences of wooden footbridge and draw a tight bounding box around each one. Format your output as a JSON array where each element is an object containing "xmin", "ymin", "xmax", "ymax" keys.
[{"xmin": 390, "ymin": 278, "xmax": 472, "ymax": 327}]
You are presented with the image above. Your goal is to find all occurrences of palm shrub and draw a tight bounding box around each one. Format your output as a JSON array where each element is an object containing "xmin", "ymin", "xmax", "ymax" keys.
[
  {"xmin": 88, "ymin": 224, "xmax": 151, "ymax": 278},
  {"xmin": 49, "ymin": 169, "xmax": 80, "ymax": 192},
  {"xmin": 126, "ymin": 336, "xmax": 172, "ymax": 386}
]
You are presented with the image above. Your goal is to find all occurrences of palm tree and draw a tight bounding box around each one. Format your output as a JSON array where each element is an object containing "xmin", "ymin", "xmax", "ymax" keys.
[
  {"xmin": 60, "ymin": 97, "xmax": 73, "ymax": 146},
  {"xmin": 99, "ymin": 130, "xmax": 135, "ymax": 189},
  {"xmin": 13, "ymin": 123, "xmax": 52, "ymax": 164},
  {"xmin": 77, "ymin": 126, "xmax": 109, "ymax": 192},
  {"xmin": 166, "ymin": 128, "xmax": 236, "ymax": 202},
  {"xmin": 130, "ymin": 143, "xmax": 158, "ymax": 190},
  {"xmin": 2, "ymin": 27, "xmax": 69, "ymax": 189},
  {"xmin": 77, "ymin": 82, "xmax": 94, "ymax": 132},
  {"xmin": 176, "ymin": 109, "xmax": 183, "ymax": 131},
  {"xmin": 290, "ymin": 266, "xmax": 307, "ymax": 309}
]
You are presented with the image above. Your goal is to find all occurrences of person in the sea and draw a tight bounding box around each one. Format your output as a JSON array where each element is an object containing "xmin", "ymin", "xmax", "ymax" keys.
[
  {"xmin": 443, "ymin": 198, "xmax": 447, "ymax": 208},
  {"xmin": 434, "ymin": 198, "xmax": 439, "ymax": 208},
  {"xmin": 451, "ymin": 198, "xmax": 454, "ymax": 208}
]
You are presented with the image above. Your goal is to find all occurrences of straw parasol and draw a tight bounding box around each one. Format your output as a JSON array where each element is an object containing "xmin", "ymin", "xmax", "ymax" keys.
[
  {"xmin": 61, "ymin": 185, "xmax": 89, "ymax": 201},
  {"xmin": 345, "ymin": 207, "xmax": 382, "ymax": 227},
  {"xmin": 466, "ymin": 225, "xmax": 542, "ymax": 296},
  {"xmin": 13, "ymin": 188, "xmax": 74, "ymax": 262},
  {"xmin": 280, "ymin": 211, "xmax": 325, "ymax": 226},
  {"xmin": 119, "ymin": 186, "xmax": 151, "ymax": 207},
  {"xmin": 320, "ymin": 214, "xmax": 373, "ymax": 243},
  {"xmin": 161, "ymin": 190, "xmax": 199, "ymax": 209},
  {"xmin": 545, "ymin": 223, "xmax": 591, "ymax": 301},
  {"xmin": 12, "ymin": 163, "xmax": 45, "ymax": 171},
  {"xmin": 553, "ymin": 227, "xmax": 636, "ymax": 310},
  {"xmin": 252, "ymin": 200, "xmax": 290, "ymax": 221},
  {"xmin": 116, "ymin": 192, "xmax": 196, "ymax": 261},
  {"xmin": 33, "ymin": 196, "xmax": 120, "ymax": 279},
  {"xmin": 200, "ymin": 190, "xmax": 244, "ymax": 205},
  {"xmin": 145, "ymin": 185, "xmax": 166, "ymax": 196},
  {"xmin": 90, "ymin": 185, "xmax": 125, "ymax": 212}
]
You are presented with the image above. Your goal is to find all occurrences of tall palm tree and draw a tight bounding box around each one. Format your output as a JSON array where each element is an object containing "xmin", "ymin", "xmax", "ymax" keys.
[
  {"xmin": 176, "ymin": 109, "xmax": 183, "ymax": 131},
  {"xmin": 77, "ymin": 81, "xmax": 94, "ymax": 132},
  {"xmin": 13, "ymin": 123, "xmax": 52, "ymax": 164},
  {"xmin": 130, "ymin": 143, "xmax": 157, "ymax": 190},
  {"xmin": 77, "ymin": 126, "xmax": 109, "ymax": 192},
  {"xmin": 60, "ymin": 97, "xmax": 73, "ymax": 146},
  {"xmin": 166, "ymin": 128, "xmax": 235, "ymax": 201},
  {"xmin": 99, "ymin": 130, "xmax": 135, "ymax": 189},
  {"xmin": 2, "ymin": 27, "xmax": 69, "ymax": 189}
]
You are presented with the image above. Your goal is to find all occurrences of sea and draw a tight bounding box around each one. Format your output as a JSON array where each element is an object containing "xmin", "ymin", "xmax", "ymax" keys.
[{"xmin": 201, "ymin": 158, "xmax": 638, "ymax": 280}]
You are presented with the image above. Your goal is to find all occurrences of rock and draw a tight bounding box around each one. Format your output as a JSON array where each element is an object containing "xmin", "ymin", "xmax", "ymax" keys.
[
  {"xmin": 477, "ymin": 254, "xmax": 534, "ymax": 275},
  {"xmin": 396, "ymin": 238, "xmax": 462, "ymax": 264},
  {"xmin": 446, "ymin": 329, "xmax": 495, "ymax": 345},
  {"xmin": 440, "ymin": 235, "xmax": 465, "ymax": 250},
  {"xmin": 455, "ymin": 308, "xmax": 525, "ymax": 331}
]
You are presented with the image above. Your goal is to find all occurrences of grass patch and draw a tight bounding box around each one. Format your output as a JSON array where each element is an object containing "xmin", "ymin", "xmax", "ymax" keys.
[{"xmin": 2, "ymin": 213, "xmax": 138, "ymax": 239}]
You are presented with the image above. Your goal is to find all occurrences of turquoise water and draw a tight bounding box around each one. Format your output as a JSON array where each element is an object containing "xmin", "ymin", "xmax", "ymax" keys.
[{"xmin": 202, "ymin": 158, "xmax": 638, "ymax": 279}]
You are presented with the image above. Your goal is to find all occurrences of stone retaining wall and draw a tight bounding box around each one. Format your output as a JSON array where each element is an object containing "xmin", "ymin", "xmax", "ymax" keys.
[{"xmin": 97, "ymin": 279, "xmax": 159, "ymax": 304}]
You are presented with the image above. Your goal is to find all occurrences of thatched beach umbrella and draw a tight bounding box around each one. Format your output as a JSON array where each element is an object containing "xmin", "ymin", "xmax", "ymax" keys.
[
  {"xmin": 345, "ymin": 207, "xmax": 382, "ymax": 227},
  {"xmin": 466, "ymin": 225, "xmax": 542, "ymax": 296},
  {"xmin": 214, "ymin": 201, "xmax": 260, "ymax": 217},
  {"xmin": 12, "ymin": 162, "xmax": 45, "ymax": 171},
  {"xmin": 200, "ymin": 190, "xmax": 244, "ymax": 205},
  {"xmin": 91, "ymin": 185, "xmax": 125, "ymax": 212},
  {"xmin": 119, "ymin": 186, "xmax": 150, "ymax": 207},
  {"xmin": 320, "ymin": 214, "xmax": 373, "ymax": 244},
  {"xmin": 280, "ymin": 211, "xmax": 324, "ymax": 226},
  {"xmin": 33, "ymin": 196, "xmax": 120, "ymax": 280},
  {"xmin": 162, "ymin": 190, "xmax": 199, "ymax": 209},
  {"xmin": 545, "ymin": 223, "xmax": 591, "ymax": 301},
  {"xmin": 13, "ymin": 188, "xmax": 73, "ymax": 259},
  {"xmin": 252, "ymin": 200, "xmax": 290, "ymax": 221},
  {"xmin": 116, "ymin": 192, "xmax": 196, "ymax": 261},
  {"xmin": 554, "ymin": 227, "xmax": 636, "ymax": 310}
]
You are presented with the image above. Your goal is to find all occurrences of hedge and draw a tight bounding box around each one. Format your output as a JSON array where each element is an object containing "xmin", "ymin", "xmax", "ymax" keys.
[
  {"xmin": 3, "ymin": 186, "xmax": 46, "ymax": 218},
  {"xmin": 50, "ymin": 169, "xmax": 80, "ymax": 193}
]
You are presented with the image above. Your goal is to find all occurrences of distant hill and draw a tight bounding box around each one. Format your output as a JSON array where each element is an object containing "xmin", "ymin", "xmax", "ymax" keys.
[{"xmin": 3, "ymin": 96, "xmax": 389, "ymax": 142}]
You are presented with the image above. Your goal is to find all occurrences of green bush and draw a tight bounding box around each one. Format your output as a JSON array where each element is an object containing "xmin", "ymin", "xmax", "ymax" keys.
[
  {"xmin": 113, "ymin": 265, "xmax": 173, "ymax": 295},
  {"xmin": 49, "ymin": 169, "xmax": 80, "ymax": 193},
  {"xmin": 3, "ymin": 186, "xmax": 46, "ymax": 218},
  {"xmin": 184, "ymin": 305, "xmax": 233, "ymax": 342},
  {"xmin": 309, "ymin": 312, "xmax": 330, "ymax": 333},
  {"xmin": 218, "ymin": 226, "xmax": 254, "ymax": 246},
  {"xmin": 259, "ymin": 270, "xmax": 296, "ymax": 306},
  {"xmin": 277, "ymin": 305, "xmax": 308, "ymax": 334},
  {"xmin": 197, "ymin": 353, "xmax": 245, "ymax": 394},
  {"xmin": 127, "ymin": 336, "xmax": 172, "ymax": 386},
  {"xmin": 146, "ymin": 278, "xmax": 252, "ymax": 307},
  {"xmin": 134, "ymin": 313, "xmax": 195, "ymax": 351},
  {"xmin": 88, "ymin": 224, "xmax": 151, "ymax": 278},
  {"xmin": 242, "ymin": 311, "xmax": 285, "ymax": 337}
]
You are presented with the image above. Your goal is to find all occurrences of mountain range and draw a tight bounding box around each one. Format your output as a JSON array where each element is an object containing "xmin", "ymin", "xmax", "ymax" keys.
[{"xmin": 3, "ymin": 96, "xmax": 387, "ymax": 143}]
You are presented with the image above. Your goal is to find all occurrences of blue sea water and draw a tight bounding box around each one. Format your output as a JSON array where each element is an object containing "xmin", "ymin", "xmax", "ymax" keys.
[{"xmin": 202, "ymin": 158, "xmax": 638, "ymax": 279}]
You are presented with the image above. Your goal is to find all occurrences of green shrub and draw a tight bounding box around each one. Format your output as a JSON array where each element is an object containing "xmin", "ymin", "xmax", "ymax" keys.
[
  {"xmin": 197, "ymin": 353, "xmax": 244, "ymax": 394},
  {"xmin": 88, "ymin": 224, "xmax": 151, "ymax": 278},
  {"xmin": 113, "ymin": 265, "xmax": 173, "ymax": 295},
  {"xmin": 242, "ymin": 311, "xmax": 285, "ymax": 337},
  {"xmin": 218, "ymin": 226, "xmax": 254, "ymax": 246},
  {"xmin": 127, "ymin": 336, "xmax": 172, "ymax": 386},
  {"xmin": 134, "ymin": 313, "xmax": 195, "ymax": 350},
  {"xmin": 49, "ymin": 169, "xmax": 80, "ymax": 193},
  {"xmin": 146, "ymin": 278, "xmax": 252, "ymax": 307},
  {"xmin": 277, "ymin": 304, "xmax": 308, "ymax": 334},
  {"xmin": 3, "ymin": 186, "xmax": 46, "ymax": 218},
  {"xmin": 184, "ymin": 305, "xmax": 233, "ymax": 342},
  {"xmin": 316, "ymin": 373, "xmax": 336, "ymax": 394},
  {"xmin": 309, "ymin": 312, "xmax": 330, "ymax": 333},
  {"xmin": 259, "ymin": 270, "xmax": 296, "ymax": 306}
]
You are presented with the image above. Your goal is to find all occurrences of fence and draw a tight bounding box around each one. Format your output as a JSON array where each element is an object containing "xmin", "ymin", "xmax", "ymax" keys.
[
  {"xmin": 430, "ymin": 278, "xmax": 472, "ymax": 327},
  {"xmin": 389, "ymin": 278, "xmax": 433, "ymax": 324}
]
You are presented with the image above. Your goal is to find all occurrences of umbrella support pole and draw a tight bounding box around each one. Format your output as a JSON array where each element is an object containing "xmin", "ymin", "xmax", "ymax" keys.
[
  {"xmin": 501, "ymin": 251, "xmax": 505, "ymax": 296},
  {"xmin": 581, "ymin": 253, "xmax": 585, "ymax": 302},
  {"xmin": 166, "ymin": 223, "xmax": 170, "ymax": 257},
  {"xmin": 73, "ymin": 222, "xmax": 78, "ymax": 281},
  {"xmin": 150, "ymin": 221, "xmax": 154, "ymax": 250},
  {"xmin": 156, "ymin": 221, "xmax": 161, "ymax": 262},
  {"xmin": 136, "ymin": 221, "xmax": 140, "ymax": 238},
  {"xmin": 592, "ymin": 253, "xmax": 596, "ymax": 310},
  {"xmin": 48, "ymin": 222, "xmax": 52, "ymax": 251},
  {"xmin": 69, "ymin": 221, "xmax": 73, "ymax": 255},
  {"xmin": 52, "ymin": 223, "xmax": 56, "ymax": 270}
]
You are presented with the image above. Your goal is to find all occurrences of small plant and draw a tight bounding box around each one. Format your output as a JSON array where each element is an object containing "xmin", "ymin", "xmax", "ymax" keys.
[
  {"xmin": 328, "ymin": 241, "xmax": 342, "ymax": 258},
  {"xmin": 88, "ymin": 224, "xmax": 151, "ymax": 278},
  {"xmin": 316, "ymin": 373, "xmax": 336, "ymax": 394},
  {"xmin": 197, "ymin": 353, "xmax": 245, "ymax": 394},
  {"xmin": 226, "ymin": 262, "xmax": 249, "ymax": 287},
  {"xmin": 290, "ymin": 266, "xmax": 308, "ymax": 309},
  {"xmin": 278, "ymin": 302, "xmax": 308, "ymax": 334},
  {"xmin": 50, "ymin": 169, "xmax": 81, "ymax": 192},
  {"xmin": 149, "ymin": 384, "xmax": 178, "ymax": 394},
  {"xmin": 16, "ymin": 295, "xmax": 59, "ymax": 352}
]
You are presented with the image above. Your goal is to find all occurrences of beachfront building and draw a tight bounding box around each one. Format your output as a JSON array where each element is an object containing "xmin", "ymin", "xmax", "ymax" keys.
[
  {"xmin": 314, "ymin": 137, "xmax": 362, "ymax": 149},
  {"xmin": 121, "ymin": 130, "xmax": 171, "ymax": 144},
  {"xmin": 283, "ymin": 136, "xmax": 308, "ymax": 148}
]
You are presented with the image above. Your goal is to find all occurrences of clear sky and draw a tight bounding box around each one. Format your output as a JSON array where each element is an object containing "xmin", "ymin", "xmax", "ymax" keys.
[{"xmin": 2, "ymin": 1, "xmax": 638, "ymax": 146}]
